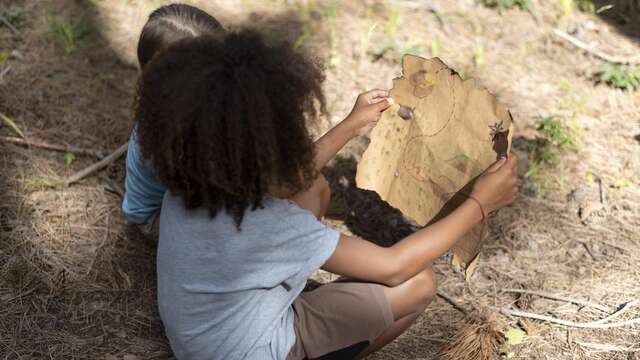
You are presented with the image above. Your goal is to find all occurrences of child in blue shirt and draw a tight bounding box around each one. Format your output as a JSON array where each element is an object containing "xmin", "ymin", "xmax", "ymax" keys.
[{"xmin": 122, "ymin": 4, "xmax": 224, "ymax": 234}]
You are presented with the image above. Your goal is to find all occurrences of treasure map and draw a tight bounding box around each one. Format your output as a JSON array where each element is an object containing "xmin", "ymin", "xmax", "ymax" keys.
[{"xmin": 356, "ymin": 55, "xmax": 513, "ymax": 280}]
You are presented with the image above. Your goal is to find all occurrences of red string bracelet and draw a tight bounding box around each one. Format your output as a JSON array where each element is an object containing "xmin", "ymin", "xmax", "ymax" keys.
[{"xmin": 466, "ymin": 194, "xmax": 486, "ymax": 223}]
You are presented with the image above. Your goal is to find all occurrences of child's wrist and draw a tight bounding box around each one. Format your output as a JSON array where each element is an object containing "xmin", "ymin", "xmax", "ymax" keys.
[
  {"xmin": 340, "ymin": 115, "xmax": 361, "ymax": 137},
  {"xmin": 465, "ymin": 196, "xmax": 486, "ymax": 224}
]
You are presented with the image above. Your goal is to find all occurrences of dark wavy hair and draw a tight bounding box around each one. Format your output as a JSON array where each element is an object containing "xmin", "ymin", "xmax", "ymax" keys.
[
  {"xmin": 135, "ymin": 30, "xmax": 326, "ymax": 227},
  {"xmin": 137, "ymin": 3, "xmax": 224, "ymax": 68}
]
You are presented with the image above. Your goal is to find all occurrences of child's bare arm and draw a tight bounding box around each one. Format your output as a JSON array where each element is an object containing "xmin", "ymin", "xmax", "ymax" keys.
[
  {"xmin": 322, "ymin": 155, "xmax": 518, "ymax": 286},
  {"xmin": 313, "ymin": 90, "xmax": 392, "ymax": 171}
]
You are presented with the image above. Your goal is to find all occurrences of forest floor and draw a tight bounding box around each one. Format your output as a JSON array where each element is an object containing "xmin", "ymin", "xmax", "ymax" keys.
[{"xmin": 0, "ymin": 0, "xmax": 639, "ymax": 359}]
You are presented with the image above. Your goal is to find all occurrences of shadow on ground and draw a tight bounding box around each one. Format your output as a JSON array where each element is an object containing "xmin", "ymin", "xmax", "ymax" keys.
[
  {"xmin": 594, "ymin": 0, "xmax": 640, "ymax": 45},
  {"xmin": 323, "ymin": 155, "xmax": 418, "ymax": 247}
]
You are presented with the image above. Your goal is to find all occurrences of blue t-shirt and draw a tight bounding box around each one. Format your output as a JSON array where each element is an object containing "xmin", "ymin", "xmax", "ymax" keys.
[
  {"xmin": 157, "ymin": 193, "xmax": 340, "ymax": 360},
  {"xmin": 122, "ymin": 128, "xmax": 166, "ymax": 224}
]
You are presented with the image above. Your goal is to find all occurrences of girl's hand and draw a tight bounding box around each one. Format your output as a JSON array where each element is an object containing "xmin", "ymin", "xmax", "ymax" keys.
[
  {"xmin": 470, "ymin": 155, "xmax": 518, "ymax": 215},
  {"xmin": 344, "ymin": 89, "xmax": 393, "ymax": 136}
]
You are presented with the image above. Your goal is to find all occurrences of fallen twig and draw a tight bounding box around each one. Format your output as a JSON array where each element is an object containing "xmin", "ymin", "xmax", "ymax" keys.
[
  {"xmin": 0, "ymin": 14, "xmax": 19, "ymax": 35},
  {"xmin": 0, "ymin": 65, "xmax": 11, "ymax": 78},
  {"xmin": 101, "ymin": 176, "xmax": 124, "ymax": 198},
  {"xmin": 552, "ymin": 29, "xmax": 640, "ymax": 65},
  {"xmin": 574, "ymin": 340, "xmax": 639, "ymax": 353},
  {"xmin": 499, "ymin": 307, "xmax": 640, "ymax": 329},
  {"xmin": 502, "ymin": 288, "xmax": 612, "ymax": 312},
  {"xmin": 591, "ymin": 300, "xmax": 638, "ymax": 324},
  {"xmin": 0, "ymin": 111, "xmax": 24, "ymax": 138},
  {"xmin": 0, "ymin": 136, "xmax": 105, "ymax": 158},
  {"xmin": 64, "ymin": 142, "xmax": 128, "ymax": 187},
  {"xmin": 437, "ymin": 291, "xmax": 469, "ymax": 316}
]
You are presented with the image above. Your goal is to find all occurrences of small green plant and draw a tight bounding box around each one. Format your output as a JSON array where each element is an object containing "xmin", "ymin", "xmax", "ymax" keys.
[
  {"xmin": 480, "ymin": 0, "xmax": 531, "ymax": 10},
  {"xmin": 383, "ymin": 5, "xmax": 401, "ymax": 35},
  {"xmin": 0, "ymin": 5, "xmax": 27, "ymax": 29},
  {"xmin": 596, "ymin": 63, "xmax": 640, "ymax": 92},
  {"xmin": 24, "ymin": 177, "xmax": 57, "ymax": 191},
  {"xmin": 293, "ymin": 25, "xmax": 311, "ymax": 50},
  {"xmin": 538, "ymin": 116, "xmax": 579, "ymax": 150},
  {"xmin": 48, "ymin": 16, "xmax": 90, "ymax": 55},
  {"xmin": 63, "ymin": 152, "xmax": 76, "ymax": 165},
  {"xmin": 472, "ymin": 45, "xmax": 485, "ymax": 66},
  {"xmin": 524, "ymin": 116, "xmax": 579, "ymax": 179},
  {"xmin": 612, "ymin": 179, "xmax": 630, "ymax": 189},
  {"xmin": 0, "ymin": 51, "xmax": 9, "ymax": 66}
]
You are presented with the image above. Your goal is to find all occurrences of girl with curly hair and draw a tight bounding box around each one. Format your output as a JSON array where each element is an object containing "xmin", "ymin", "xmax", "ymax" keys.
[{"xmin": 136, "ymin": 30, "xmax": 518, "ymax": 360}]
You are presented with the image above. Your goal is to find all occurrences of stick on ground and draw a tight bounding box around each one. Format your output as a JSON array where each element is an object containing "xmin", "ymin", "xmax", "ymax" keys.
[
  {"xmin": 0, "ymin": 14, "xmax": 19, "ymax": 35},
  {"xmin": 502, "ymin": 288, "xmax": 612, "ymax": 312},
  {"xmin": 64, "ymin": 142, "xmax": 128, "ymax": 187},
  {"xmin": 574, "ymin": 340, "xmax": 638, "ymax": 353},
  {"xmin": 0, "ymin": 136, "xmax": 105, "ymax": 158},
  {"xmin": 437, "ymin": 291, "xmax": 469, "ymax": 316},
  {"xmin": 499, "ymin": 307, "xmax": 640, "ymax": 329},
  {"xmin": 553, "ymin": 29, "xmax": 640, "ymax": 65}
]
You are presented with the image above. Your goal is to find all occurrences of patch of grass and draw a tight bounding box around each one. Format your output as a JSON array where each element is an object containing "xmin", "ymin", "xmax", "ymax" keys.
[
  {"xmin": 383, "ymin": 5, "xmax": 401, "ymax": 35},
  {"xmin": 480, "ymin": 0, "xmax": 531, "ymax": 10},
  {"xmin": 63, "ymin": 152, "xmax": 76, "ymax": 166},
  {"xmin": 473, "ymin": 45, "xmax": 485, "ymax": 66},
  {"xmin": 48, "ymin": 16, "xmax": 90, "ymax": 55},
  {"xmin": 524, "ymin": 116, "xmax": 579, "ymax": 180},
  {"xmin": 24, "ymin": 177, "xmax": 57, "ymax": 192},
  {"xmin": 0, "ymin": 5, "xmax": 27, "ymax": 29},
  {"xmin": 0, "ymin": 51, "xmax": 9, "ymax": 66},
  {"xmin": 596, "ymin": 63, "xmax": 640, "ymax": 92}
]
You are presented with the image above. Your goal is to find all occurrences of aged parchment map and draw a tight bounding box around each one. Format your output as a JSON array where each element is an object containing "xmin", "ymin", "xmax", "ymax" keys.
[{"xmin": 356, "ymin": 55, "xmax": 513, "ymax": 278}]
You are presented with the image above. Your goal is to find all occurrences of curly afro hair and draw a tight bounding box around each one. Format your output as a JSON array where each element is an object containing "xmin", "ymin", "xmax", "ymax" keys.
[{"xmin": 135, "ymin": 30, "xmax": 326, "ymax": 227}]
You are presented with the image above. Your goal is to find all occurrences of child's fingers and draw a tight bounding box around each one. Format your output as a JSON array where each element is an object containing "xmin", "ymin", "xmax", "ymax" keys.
[
  {"xmin": 373, "ymin": 97, "xmax": 393, "ymax": 111},
  {"xmin": 485, "ymin": 157, "xmax": 507, "ymax": 173},
  {"xmin": 363, "ymin": 89, "xmax": 390, "ymax": 103}
]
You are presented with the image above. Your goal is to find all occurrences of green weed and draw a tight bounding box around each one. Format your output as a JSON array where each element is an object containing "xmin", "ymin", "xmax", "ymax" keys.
[
  {"xmin": 0, "ymin": 5, "xmax": 27, "ymax": 29},
  {"xmin": 384, "ymin": 5, "xmax": 401, "ymax": 35},
  {"xmin": 24, "ymin": 177, "xmax": 57, "ymax": 191},
  {"xmin": 48, "ymin": 16, "xmax": 90, "ymax": 55},
  {"xmin": 63, "ymin": 152, "xmax": 76, "ymax": 165},
  {"xmin": 0, "ymin": 51, "xmax": 9, "ymax": 67},
  {"xmin": 480, "ymin": 0, "xmax": 531, "ymax": 10},
  {"xmin": 612, "ymin": 179, "xmax": 630, "ymax": 189},
  {"xmin": 596, "ymin": 63, "xmax": 640, "ymax": 92},
  {"xmin": 524, "ymin": 116, "xmax": 579, "ymax": 180},
  {"xmin": 559, "ymin": 0, "xmax": 574, "ymax": 19},
  {"xmin": 472, "ymin": 45, "xmax": 485, "ymax": 66}
]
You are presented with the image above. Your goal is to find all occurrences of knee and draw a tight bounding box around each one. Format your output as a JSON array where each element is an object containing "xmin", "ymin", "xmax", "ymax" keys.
[{"xmin": 411, "ymin": 267, "xmax": 437, "ymax": 310}]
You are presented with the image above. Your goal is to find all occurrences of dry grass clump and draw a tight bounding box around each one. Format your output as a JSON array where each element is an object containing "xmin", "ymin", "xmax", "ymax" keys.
[{"xmin": 439, "ymin": 310, "xmax": 504, "ymax": 360}]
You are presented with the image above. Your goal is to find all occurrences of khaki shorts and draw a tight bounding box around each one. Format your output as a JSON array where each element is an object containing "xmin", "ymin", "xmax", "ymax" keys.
[{"xmin": 287, "ymin": 282, "xmax": 394, "ymax": 360}]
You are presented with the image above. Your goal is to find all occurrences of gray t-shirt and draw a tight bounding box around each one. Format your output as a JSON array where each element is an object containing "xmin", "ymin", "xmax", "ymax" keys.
[{"xmin": 157, "ymin": 193, "xmax": 340, "ymax": 360}]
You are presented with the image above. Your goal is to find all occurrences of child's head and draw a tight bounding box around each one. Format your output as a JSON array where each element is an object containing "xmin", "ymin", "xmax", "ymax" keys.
[
  {"xmin": 137, "ymin": 3, "xmax": 224, "ymax": 68},
  {"xmin": 135, "ymin": 30, "xmax": 325, "ymax": 226}
]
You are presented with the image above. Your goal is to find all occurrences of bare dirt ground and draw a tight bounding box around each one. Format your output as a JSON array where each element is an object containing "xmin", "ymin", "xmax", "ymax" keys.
[{"xmin": 0, "ymin": 0, "xmax": 639, "ymax": 359}]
